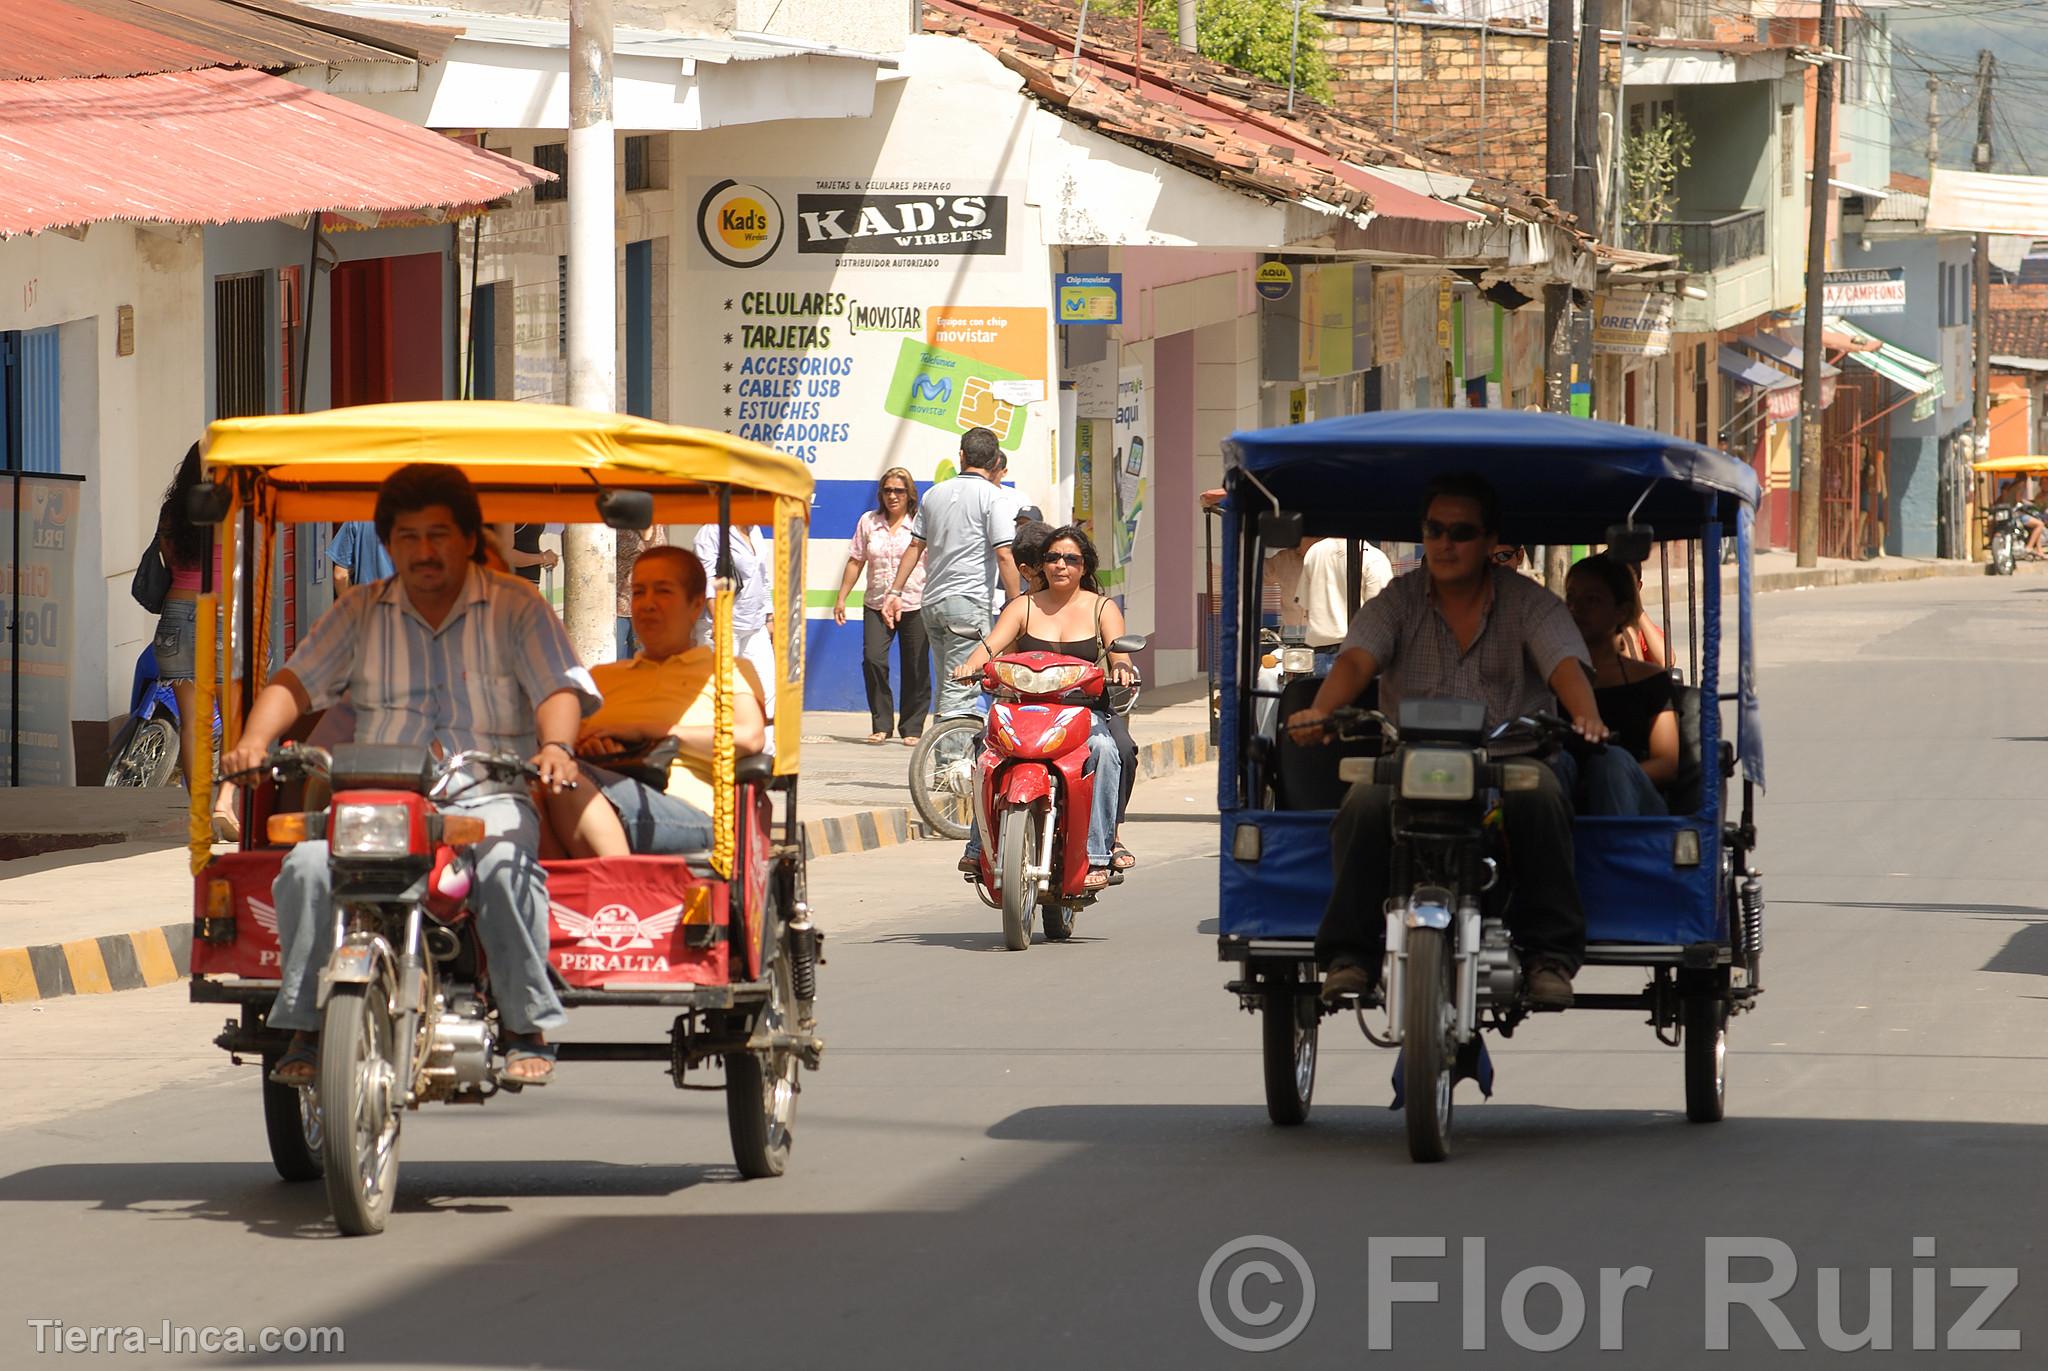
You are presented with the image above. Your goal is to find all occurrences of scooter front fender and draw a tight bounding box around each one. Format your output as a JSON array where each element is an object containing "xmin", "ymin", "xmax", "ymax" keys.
[{"xmin": 999, "ymin": 765, "xmax": 1053, "ymax": 808}]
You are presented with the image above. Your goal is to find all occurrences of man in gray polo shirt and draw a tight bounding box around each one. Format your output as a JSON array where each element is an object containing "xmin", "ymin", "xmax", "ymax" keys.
[
  {"xmin": 880, "ymin": 428, "xmax": 1020, "ymax": 719},
  {"xmin": 1287, "ymin": 474, "xmax": 1613, "ymax": 1010}
]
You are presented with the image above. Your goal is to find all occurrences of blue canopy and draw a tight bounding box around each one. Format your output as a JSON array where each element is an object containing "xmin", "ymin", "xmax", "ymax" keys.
[{"xmin": 1223, "ymin": 410, "xmax": 1758, "ymax": 544}]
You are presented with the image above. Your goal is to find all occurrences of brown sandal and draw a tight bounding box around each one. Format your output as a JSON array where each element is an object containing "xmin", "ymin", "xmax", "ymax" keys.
[{"xmin": 1083, "ymin": 867, "xmax": 1111, "ymax": 891}]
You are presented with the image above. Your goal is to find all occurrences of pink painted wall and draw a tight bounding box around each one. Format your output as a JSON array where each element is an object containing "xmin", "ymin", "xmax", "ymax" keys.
[
  {"xmin": 1117, "ymin": 248, "xmax": 1257, "ymax": 341},
  {"xmin": 1153, "ymin": 330, "xmax": 1198, "ymax": 658}
]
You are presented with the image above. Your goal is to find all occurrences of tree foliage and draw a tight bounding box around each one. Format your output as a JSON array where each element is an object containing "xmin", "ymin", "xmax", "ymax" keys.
[
  {"xmin": 1622, "ymin": 112, "xmax": 1694, "ymax": 231},
  {"xmin": 1085, "ymin": 0, "xmax": 1332, "ymax": 105}
]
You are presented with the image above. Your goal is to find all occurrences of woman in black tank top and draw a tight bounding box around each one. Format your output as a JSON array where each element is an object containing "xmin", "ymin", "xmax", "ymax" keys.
[
  {"xmin": 1564, "ymin": 555, "xmax": 1677, "ymax": 816},
  {"xmin": 953, "ymin": 527, "xmax": 1141, "ymax": 881}
]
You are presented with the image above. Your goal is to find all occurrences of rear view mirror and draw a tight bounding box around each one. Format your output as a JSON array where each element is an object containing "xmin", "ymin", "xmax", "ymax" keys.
[
  {"xmin": 1259, "ymin": 510, "xmax": 1304, "ymax": 550},
  {"xmin": 184, "ymin": 482, "xmax": 232, "ymax": 525},
  {"xmin": 1605, "ymin": 522, "xmax": 1654, "ymax": 564},
  {"xmin": 599, "ymin": 489, "xmax": 655, "ymax": 531},
  {"xmin": 1107, "ymin": 635, "xmax": 1147, "ymax": 655}
]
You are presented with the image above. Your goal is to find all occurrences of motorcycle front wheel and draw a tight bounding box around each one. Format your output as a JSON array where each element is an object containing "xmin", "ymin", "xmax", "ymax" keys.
[
  {"xmin": 1992, "ymin": 531, "xmax": 2015, "ymax": 576},
  {"xmin": 319, "ymin": 980, "xmax": 403, "ymax": 1235},
  {"xmin": 1403, "ymin": 926, "xmax": 1455, "ymax": 1164},
  {"xmin": 998, "ymin": 807, "xmax": 1039, "ymax": 951},
  {"xmin": 908, "ymin": 716, "xmax": 980, "ymax": 840},
  {"xmin": 103, "ymin": 717, "xmax": 178, "ymax": 787}
]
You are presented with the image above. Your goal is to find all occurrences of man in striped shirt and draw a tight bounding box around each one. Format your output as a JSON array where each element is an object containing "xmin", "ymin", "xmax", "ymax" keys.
[{"xmin": 222, "ymin": 464, "xmax": 601, "ymax": 1086}]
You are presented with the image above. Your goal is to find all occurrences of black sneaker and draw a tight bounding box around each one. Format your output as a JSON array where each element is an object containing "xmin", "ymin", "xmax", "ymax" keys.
[
  {"xmin": 1319, "ymin": 958, "xmax": 1380, "ymax": 1005},
  {"xmin": 1524, "ymin": 958, "xmax": 1576, "ymax": 1009}
]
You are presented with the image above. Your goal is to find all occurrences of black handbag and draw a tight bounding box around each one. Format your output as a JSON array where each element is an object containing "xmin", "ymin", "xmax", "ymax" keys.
[{"xmin": 131, "ymin": 540, "xmax": 171, "ymax": 615}]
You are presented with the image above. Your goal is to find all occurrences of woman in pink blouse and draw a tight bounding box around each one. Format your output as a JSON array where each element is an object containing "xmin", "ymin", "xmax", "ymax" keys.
[{"xmin": 833, "ymin": 467, "xmax": 931, "ymax": 743}]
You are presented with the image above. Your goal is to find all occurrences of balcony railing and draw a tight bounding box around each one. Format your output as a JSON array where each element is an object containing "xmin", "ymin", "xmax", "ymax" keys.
[{"xmin": 1623, "ymin": 208, "xmax": 1768, "ymax": 274}]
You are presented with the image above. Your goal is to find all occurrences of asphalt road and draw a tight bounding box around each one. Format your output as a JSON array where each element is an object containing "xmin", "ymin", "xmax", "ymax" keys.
[{"xmin": 2, "ymin": 574, "xmax": 2046, "ymax": 1369}]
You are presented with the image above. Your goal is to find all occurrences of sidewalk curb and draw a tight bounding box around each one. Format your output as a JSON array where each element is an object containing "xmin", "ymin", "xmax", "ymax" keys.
[
  {"xmin": 1754, "ymin": 561, "xmax": 1986, "ymax": 593},
  {"xmin": 0, "ymin": 923, "xmax": 192, "ymax": 1005},
  {"xmin": 1, "ymin": 731, "xmax": 1216, "ymax": 1003},
  {"xmin": 800, "ymin": 726, "xmax": 1214, "ymax": 858}
]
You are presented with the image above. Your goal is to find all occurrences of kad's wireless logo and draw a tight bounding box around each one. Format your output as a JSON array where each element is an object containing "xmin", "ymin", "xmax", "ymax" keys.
[{"xmin": 697, "ymin": 180, "xmax": 784, "ymax": 269}]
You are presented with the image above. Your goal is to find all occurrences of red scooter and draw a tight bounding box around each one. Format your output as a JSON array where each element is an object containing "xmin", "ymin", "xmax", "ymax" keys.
[{"xmin": 968, "ymin": 639, "xmax": 1143, "ymax": 950}]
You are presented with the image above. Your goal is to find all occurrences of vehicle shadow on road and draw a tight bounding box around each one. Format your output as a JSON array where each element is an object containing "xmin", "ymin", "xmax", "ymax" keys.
[
  {"xmin": 0, "ymin": 1159, "xmax": 718, "ymax": 1239},
  {"xmin": 863, "ymin": 930, "xmax": 1106, "ymax": 951}
]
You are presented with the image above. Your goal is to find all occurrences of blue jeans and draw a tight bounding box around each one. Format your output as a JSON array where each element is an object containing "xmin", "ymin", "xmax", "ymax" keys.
[
  {"xmin": 582, "ymin": 762, "xmax": 712, "ymax": 853},
  {"xmin": 267, "ymin": 791, "xmax": 566, "ymax": 1035},
  {"xmin": 965, "ymin": 713, "xmax": 1122, "ymax": 866},
  {"xmin": 615, "ymin": 616, "xmax": 637, "ymax": 662},
  {"xmin": 1553, "ymin": 748, "xmax": 1668, "ymax": 817},
  {"xmin": 927, "ymin": 594, "xmax": 993, "ymax": 720}
]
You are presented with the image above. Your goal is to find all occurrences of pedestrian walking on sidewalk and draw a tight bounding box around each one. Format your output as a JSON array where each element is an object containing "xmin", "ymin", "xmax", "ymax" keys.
[
  {"xmin": 693, "ymin": 521, "xmax": 777, "ymax": 752},
  {"xmin": 880, "ymin": 428, "xmax": 1021, "ymax": 720},
  {"xmin": 834, "ymin": 467, "xmax": 931, "ymax": 744}
]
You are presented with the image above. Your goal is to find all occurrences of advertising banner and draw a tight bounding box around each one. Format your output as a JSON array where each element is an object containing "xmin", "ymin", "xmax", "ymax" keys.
[
  {"xmin": 1823, "ymin": 268, "xmax": 1906, "ymax": 315},
  {"xmin": 1593, "ymin": 292, "xmax": 1676, "ymax": 357},
  {"xmin": 1112, "ymin": 366, "xmax": 1150, "ymax": 611},
  {"xmin": 1057, "ymin": 273, "xmax": 1122, "ymax": 324},
  {"xmin": 1, "ymin": 475, "xmax": 79, "ymax": 785}
]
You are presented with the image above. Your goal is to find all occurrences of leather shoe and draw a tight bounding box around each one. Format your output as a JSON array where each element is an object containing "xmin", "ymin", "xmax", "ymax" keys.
[
  {"xmin": 1524, "ymin": 958, "xmax": 1575, "ymax": 1009},
  {"xmin": 1319, "ymin": 959, "xmax": 1379, "ymax": 1005}
]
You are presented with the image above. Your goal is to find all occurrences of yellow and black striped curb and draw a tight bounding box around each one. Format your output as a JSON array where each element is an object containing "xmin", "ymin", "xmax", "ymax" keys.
[
  {"xmin": 0, "ymin": 923, "xmax": 192, "ymax": 1005},
  {"xmin": 800, "ymin": 728, "xmax": 1214, "ymax": 858}
]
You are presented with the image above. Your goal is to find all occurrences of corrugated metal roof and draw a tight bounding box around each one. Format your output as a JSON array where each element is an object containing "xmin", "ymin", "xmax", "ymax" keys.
[
  {"xmin": 1869, "ymin": 190, "xmax": 1928, "ymax": 223},
  {"xmin": 0, "ymin": 0, "xmax": 454, "ymax": 81},
  {"xmin": 0, "ymin": 66, "xmax": 548, "ymax": 237}
]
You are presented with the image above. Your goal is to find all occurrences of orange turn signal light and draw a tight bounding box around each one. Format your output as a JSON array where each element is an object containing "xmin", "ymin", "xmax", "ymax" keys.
[
  {"xmin": 441, "ymin": 816, "xmax": 487, "ymax": 846},
  {"xmin": 267, "ymin": 813, "xmax": 312, "ymax": 843}
]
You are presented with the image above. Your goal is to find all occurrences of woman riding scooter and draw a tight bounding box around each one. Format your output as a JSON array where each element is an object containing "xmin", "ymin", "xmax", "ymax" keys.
[{"xmin": 951, "ymin": 526, "xmax": 1137, "ymax": 889}]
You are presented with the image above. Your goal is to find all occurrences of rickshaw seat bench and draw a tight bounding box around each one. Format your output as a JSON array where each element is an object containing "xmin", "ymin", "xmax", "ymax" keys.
[{"xmin": 1217, "ymin": 809, "xmax": 1725, "ymax": 946}]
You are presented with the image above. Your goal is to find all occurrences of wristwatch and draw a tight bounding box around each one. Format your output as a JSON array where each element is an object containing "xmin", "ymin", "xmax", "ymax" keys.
[{"xmin": 541, "ymin": 740, "xmax": 576, "ymax": 758}]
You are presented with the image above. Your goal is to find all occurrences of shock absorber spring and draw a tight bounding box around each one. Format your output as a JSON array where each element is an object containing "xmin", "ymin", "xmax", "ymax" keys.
[
  {"xmin": 1739, "ymin": 871, "xmax": 1765, "ymax": 963},
  {"xmin": 787, "ymin": 902, "xmax": 818, "ymax": 1004}
]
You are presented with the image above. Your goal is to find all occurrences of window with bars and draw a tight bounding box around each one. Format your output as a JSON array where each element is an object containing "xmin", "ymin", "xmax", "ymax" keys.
[
  {"xmin": 625, "ymin": 136, "xmax": 655, "ymax": 192},
  {"xmin": 215, "ymin": 272, "xmax": 269, "ymax": 419},
  {"xmin": 534, "ymin": 142, "xmax": 567, "ymax": 202},
  {"xmin": 1779, "ymin": 106, "xmax": 1797, "ymax": 200}
]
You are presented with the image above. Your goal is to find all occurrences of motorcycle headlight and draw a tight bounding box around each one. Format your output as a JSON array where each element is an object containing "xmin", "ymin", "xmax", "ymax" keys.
[
  {"xmin": 1280, "ymin": 646, "xmax": 1315, "ymax": 675},
  {"xmin": 990, "ymin": 660, "xmax": 1090, "ymax": 696},
  {"xmin": 330, "ymin": 802, "xmax": 414, "ymax": 857},
  {"xmin": 1400, "ymin": 748, "xmax": 1476, "ymax": 802}
]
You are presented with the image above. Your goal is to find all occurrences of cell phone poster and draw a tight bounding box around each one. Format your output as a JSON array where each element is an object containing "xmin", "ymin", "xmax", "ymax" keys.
[
  {"xmin": 1112, "ymin": 366, "xmax": 1151, "ymax": 625},
  {"xmin": 1, "ymin": 477, "xmax": 78, "ymax": 785}
]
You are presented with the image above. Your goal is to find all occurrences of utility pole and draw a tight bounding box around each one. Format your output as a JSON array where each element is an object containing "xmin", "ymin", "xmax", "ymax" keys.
[
  {"xmin": 1542, "ymin": 0, "xmax": 1579, "ymax": 588},
  {"xmin": 1971, "ymin": 50, "xmax": 1996, "ymax": 504},
  {"xmin": 1927, "ymin": 74, "xmax": 1939, "ymax": 180},
  {"xmin": 565, "ymin": 0, "xmax": 618, "ymax": 662},
  {"xmin": 1795, "ymin": 0, "xmax": 1837, "ymax": 570},
  {"xmin": 1542, "ymin": 0, "xmax": 1575, "ymax": 417},
  {"xmin": 1574, "ymin": 0, "xmax": 1604, "ymax": 232},
  {"xmin": 1178, "ymin": 0, "xmax": 1196, "ymax": 52}
]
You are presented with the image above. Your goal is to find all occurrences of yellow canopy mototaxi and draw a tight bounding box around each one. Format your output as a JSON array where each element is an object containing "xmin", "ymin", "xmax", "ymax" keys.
[{"xmin": 185, "ymin": 400, "xmax": 822, "ymax": 1207}]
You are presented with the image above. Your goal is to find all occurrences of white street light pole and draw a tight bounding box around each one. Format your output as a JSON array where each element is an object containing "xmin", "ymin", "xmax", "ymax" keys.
[{"xmin": 565, "ymin": 0, "xmax": 618, "ymax": 662}]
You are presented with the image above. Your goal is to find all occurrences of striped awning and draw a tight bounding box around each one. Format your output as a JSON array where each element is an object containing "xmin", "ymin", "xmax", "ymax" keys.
[{"xmin": 1825, "ymin": 317, "xmax": 1945, "ymax": 400}]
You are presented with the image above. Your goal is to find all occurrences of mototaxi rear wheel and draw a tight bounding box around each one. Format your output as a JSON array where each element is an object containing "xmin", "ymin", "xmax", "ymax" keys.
[
  {"xmin": 1682, "ymin": 993, "xmax": 1729, "ymax": 1123},
  {"xmin": 727, "ymin": 956, "xmax": 800, "ymax": 1179},
  {"xmin": 1260, "ymin": 971, "xmax": 1317, "ymax": 1126},
  {"xmin": 260, "ymin": 1065, "xmax": 324, "ymax": 1183}
]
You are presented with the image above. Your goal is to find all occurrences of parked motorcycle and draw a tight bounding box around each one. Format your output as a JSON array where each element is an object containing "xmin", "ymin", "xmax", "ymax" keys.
[
  {"xmin": 967, "ymin": 638, "xmax": 1143, "ymax": 950},
  {"xmin": 103, "ymin": 645, "xmax": 220, "ymax": 786}
]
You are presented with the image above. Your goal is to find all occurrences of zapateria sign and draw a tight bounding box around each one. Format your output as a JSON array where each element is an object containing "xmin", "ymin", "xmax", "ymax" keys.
[{"xmin": 795, "ymin": 193, "xmax": 1008, "ymax": 256}]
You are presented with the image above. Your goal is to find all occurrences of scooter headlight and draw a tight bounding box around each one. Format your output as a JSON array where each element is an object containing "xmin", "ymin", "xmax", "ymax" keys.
[
  {"xmin": 1400, "ymin": 748, "xmax": 1476, "ymax": 802},
  {"xmin": 330, "ymin": 802, "xmax": 414, "ymax": 856},
  {"xmin": 1280, "ymin": 646, "xmax": 1315, "ymax": 675},
  {"xmin": 990, "ymin": 660, "xmax": 1090, "ymax": 696}
]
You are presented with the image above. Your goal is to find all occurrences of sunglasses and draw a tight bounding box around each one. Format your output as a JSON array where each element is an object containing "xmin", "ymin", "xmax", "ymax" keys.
[
  {"xmin": 1422, "ymin": 520, "xmax": 1484, "ymax": 543},
  {"xmin": 881, "ymin": 486, "xmax": 910, "ymax": 496},
  {"xmin": 1041, "ymin": 551, "xmax": 1086, "ymax": 567}
]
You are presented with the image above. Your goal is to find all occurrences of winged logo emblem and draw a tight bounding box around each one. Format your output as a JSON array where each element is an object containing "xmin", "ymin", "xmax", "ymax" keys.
[
  {"xmin": 550, "ymin": 901, "xmax": 684, "ymax": 953},
  {"xmin": 248, "ymin": 897, "xmax": 279, "ymax": 935}
]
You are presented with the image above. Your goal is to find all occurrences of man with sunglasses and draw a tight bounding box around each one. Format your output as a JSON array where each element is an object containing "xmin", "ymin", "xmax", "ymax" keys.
[{"xmin": 1287, "ymin": 474, "xmax": 1609, "ymax": 1009}]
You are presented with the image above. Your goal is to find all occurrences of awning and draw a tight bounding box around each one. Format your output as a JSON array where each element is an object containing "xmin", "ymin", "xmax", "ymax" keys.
[
  {"xmin": 1928, "ymin": 169, "xmax": 2048, "ymax": 237},
  {"xmin": 1738, "ymin": 332, "xmax": 1841, "ymax": 379},
  {"xmin": 1824, "ymin": 316, "xmax": 1945, "ymax": 418},
  {"xmin": 1717, "ymin": 347, "xmax": 1796, "ymax": 391},
  {"xmin": 0, "ymin": 66, "xmax": 549, "ymax": 238}
]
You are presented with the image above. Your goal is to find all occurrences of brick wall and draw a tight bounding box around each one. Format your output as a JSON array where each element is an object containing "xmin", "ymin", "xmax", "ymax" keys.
[{"xmin": 1321, "ymin": 18, "xmax": 1617, "ymax": 202}]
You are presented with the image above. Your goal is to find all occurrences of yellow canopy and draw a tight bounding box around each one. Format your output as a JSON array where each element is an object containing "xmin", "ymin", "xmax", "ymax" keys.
[
  {"xmin": 1972, "ymin": 455, "xmax": 2048, "ymax": 474},
  {"xmin": 203, "ymin": 400, "xmax": 813, "ymax": 522}
]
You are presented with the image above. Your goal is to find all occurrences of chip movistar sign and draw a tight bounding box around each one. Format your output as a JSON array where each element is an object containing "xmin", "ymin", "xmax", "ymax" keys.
[{"xmin": 795, "ymin": 193, "xmax": 1008, "ymax": 256}]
